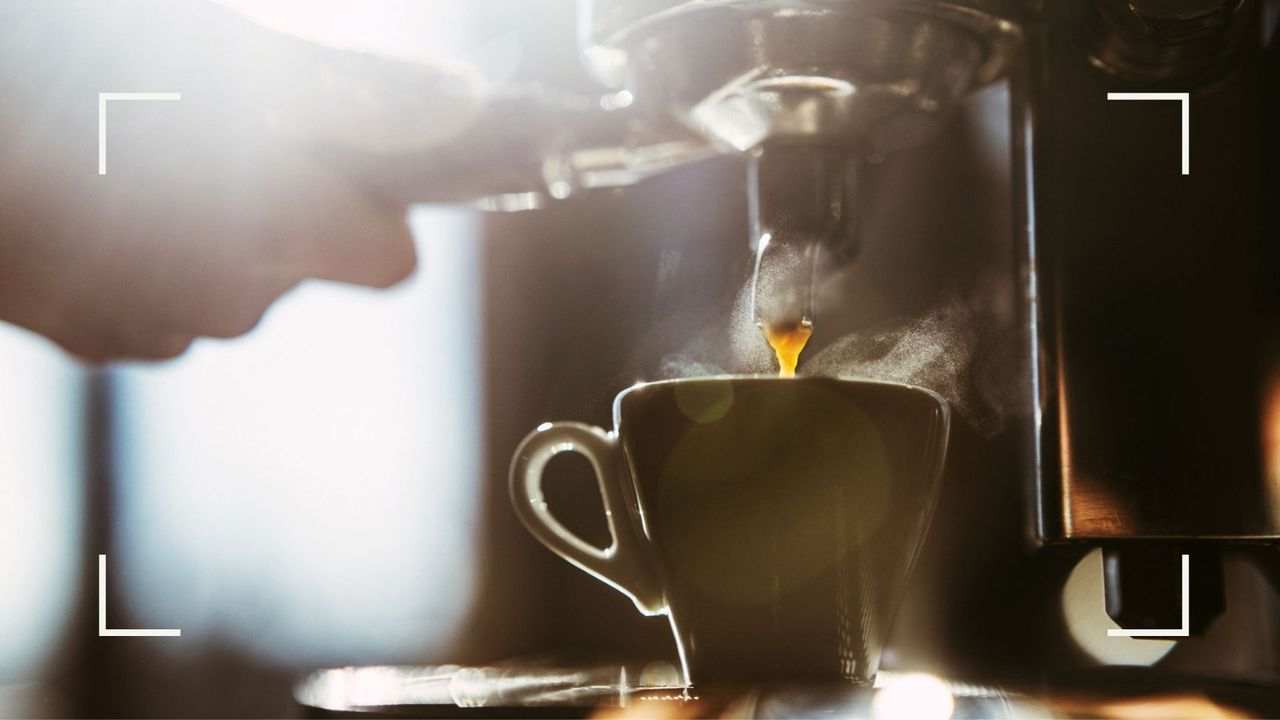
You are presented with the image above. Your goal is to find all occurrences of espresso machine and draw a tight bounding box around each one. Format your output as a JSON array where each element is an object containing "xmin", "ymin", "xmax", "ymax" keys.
[{"xmin": 302, "ymin": 0, "xmax": 1280, "ymax": 714}]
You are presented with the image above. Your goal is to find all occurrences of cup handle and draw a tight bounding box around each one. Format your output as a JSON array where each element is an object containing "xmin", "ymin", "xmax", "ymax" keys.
[{"xmin": 510, "ymin": 422, "xmax": 665, "ymax": 615}]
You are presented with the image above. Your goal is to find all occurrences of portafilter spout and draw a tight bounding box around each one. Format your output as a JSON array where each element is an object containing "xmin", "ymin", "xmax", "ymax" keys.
[
  {"xmin": 584, "ymin": 0, "xmax": 1017, "ymax": 341},
  {"xmin": 749, "ymin": 144, "xmax": 858, "ymax": 332}
]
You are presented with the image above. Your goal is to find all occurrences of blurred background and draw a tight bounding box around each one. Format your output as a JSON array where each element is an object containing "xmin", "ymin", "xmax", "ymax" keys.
[{"xmin": 0, "ymin": 1, "xmax": 505, "ymax": 715}]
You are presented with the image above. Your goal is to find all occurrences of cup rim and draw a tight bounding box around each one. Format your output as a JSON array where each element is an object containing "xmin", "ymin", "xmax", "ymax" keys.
[{"xmin": 612, "ymin": 374, "xmax": 950, "ymax": 426}]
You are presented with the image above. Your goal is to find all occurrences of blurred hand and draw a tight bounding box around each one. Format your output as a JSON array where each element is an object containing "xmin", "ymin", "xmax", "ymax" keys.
[{"xmin": 0, "ymin": 0, "xmax": 484, "ymax": 361}]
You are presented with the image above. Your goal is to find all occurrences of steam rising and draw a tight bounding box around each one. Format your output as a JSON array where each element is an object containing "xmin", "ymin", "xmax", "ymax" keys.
[
  {"xmin": 658, "ymin": 279, "xmax": 775, "ymax": 378},
  {"xmin": 660, "ymin": 288, "xmax": 1021, "ymax": 437},
  {"xmin": 805, "ymin": 301, "xmax": 1015, "ymax": 437}
]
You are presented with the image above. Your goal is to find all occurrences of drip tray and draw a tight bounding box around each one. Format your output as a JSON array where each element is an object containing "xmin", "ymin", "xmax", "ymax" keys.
[
  {"xmin": 295, "ymin": 663, "xmax": 1280, "ymax": 718},
  {"xmin": 293, "ymin": 664, "xmax": 1038, "ymax": 718}
]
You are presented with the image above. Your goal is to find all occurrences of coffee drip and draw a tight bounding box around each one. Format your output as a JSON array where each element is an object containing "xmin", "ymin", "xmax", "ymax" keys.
[{"xmin": 763, "ymin": 320, "xmax": 813, "ymax": 378}]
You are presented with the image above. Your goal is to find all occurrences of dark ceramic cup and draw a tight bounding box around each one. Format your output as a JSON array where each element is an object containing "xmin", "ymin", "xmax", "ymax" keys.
[{"xmin": 510, "ymin": 376, "xmax": 949, "ymax": 687}]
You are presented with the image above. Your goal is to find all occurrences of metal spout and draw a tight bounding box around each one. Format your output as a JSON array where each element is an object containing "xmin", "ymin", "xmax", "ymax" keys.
[{"xmin": 748, "ymin": 145, "xmax": 858, "ymax": 329}]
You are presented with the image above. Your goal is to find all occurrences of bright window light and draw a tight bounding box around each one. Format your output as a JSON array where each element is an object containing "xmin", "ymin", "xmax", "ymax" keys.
[
  {"xmin": 111, "ymin": 206, "xmax": 484, "ymax": 666},
  {"xmin": 0, "ymin": 326, "xmax": 85, "ymax": 685}
]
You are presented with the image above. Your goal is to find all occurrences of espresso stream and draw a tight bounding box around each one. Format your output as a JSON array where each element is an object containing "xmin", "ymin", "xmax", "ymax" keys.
[{"xmin": 764, "ymin": 321, "xmax": 813, "ymax": 377}]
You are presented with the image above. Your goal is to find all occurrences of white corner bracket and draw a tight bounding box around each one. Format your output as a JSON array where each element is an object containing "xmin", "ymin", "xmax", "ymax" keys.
[
  {"xmin": 98, "ymin": 92, "xmax": 182, "ymax": 175},
  {"xmin": 1107, "ymin": 553, "xmax": 1191, "ymax": 638},
  {"xmin": 1106, "ymin": 92, "xmax": 1190, "ymax": 175},
  {"xmin": 98, "ymin": 554, "xmax": 181, "ymax": 637}
]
